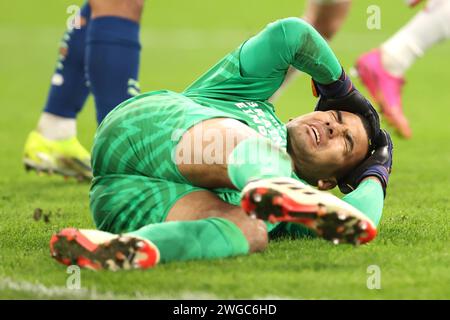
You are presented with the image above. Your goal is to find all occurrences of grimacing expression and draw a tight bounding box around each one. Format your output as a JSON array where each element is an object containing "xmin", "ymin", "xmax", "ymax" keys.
[{"xmin": 286, "ymin": 110, "xmax": 369, "ymax": 188}]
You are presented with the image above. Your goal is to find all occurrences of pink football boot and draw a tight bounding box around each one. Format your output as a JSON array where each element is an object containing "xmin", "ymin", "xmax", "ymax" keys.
[{"xmin": 356, "ymin": 49, "xmax": 412, "ymax": 139}]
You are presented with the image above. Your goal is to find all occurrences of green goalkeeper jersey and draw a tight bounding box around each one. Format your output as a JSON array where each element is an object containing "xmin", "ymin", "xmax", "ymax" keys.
[{"xmin": 91, "ymin": 18, "xmax": 384, "ymax": 236}]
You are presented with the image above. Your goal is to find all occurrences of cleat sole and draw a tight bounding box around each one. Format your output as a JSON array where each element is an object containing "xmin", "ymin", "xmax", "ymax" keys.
[
  {"xmin": 49, "ymin": 228, "xmax": 159, "ymax": 271},
  {"xmin": 241, "ymin": 180, "xmax": 377, "ymax": 245},
  {"xmin": 23, "ymin": 157, "xmax": 92, "ymax": 182}
]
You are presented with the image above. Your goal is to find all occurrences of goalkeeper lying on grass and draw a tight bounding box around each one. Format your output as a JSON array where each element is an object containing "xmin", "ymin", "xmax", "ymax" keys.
[{"xmin": 50, "ymin": 18, "xmax": 393, "ymax": 271}]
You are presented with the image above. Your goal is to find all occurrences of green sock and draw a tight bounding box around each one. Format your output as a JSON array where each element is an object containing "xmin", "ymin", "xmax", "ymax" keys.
[
  {"xmin": 227, "ymin": 136, "xmax": 293, "ymax": 190},
  {"xmin": 127, "ymin": 217, "xmax": 249, "ymax": 263}
]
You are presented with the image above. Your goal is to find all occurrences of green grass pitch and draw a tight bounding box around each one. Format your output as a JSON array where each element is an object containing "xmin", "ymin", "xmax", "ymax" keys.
[{"xmin": 0, "ymin": 0, "xmax": 449, "ymax": 299}]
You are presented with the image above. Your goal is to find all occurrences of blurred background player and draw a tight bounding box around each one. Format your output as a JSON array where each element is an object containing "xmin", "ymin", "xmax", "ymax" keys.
[
  {"xmin": 356, "ymin": 0, "xmax": 450, "ymax": 138},
  {"xmin": 23, "ymin": 0, "xmax": 144, "ymax": 181},
  {"xmin": 270, "ymin": 0, "xmax": 352, "ymax": 102}
]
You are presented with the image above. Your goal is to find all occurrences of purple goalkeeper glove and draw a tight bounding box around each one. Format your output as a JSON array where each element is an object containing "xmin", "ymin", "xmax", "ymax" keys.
[
  {"xmin": 312, "ymin": 69, "xmax": 381, "ymax": 150},
  {"xmin": 338, "ymin": 129, "xmax": 393, "ymax": 197}
]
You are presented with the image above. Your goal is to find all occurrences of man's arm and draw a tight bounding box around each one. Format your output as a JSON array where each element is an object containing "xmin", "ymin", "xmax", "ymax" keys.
[
  {"xmin": 340, "ymin": 129, "xmax": 393, "ymax": 226},
  {"xmin": 341, "ymin": 177, "xmax": 384, "ymax": 226},
  {"xmin": 240, "ymin": 17, "xmax": 342, "ymax": 85}
]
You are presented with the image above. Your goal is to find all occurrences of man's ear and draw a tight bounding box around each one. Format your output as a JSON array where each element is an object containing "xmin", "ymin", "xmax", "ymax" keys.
[{"xmin": 317, "ymin": 178, "xmax": 337, "ymax": 190}]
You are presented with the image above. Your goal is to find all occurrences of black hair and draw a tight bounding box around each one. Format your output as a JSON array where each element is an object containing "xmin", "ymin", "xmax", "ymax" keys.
[{"xmin": 355, "ymin": 113, "xmax": 374, "ymax": 157}]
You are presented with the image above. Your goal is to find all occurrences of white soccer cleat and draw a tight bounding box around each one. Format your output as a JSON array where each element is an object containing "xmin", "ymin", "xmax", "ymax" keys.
[{"xmin": 241, "ymin": 177, "xmax": 377, "ymax": 245}]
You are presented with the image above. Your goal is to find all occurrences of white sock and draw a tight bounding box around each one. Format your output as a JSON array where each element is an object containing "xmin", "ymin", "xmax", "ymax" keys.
[
  {"xmin": 37, "ymin": 112, "xmax": 77, "ymax": 141},
  {"xmin": 381, "ymin": 0, "xmax": 450, "ymax": 77}
]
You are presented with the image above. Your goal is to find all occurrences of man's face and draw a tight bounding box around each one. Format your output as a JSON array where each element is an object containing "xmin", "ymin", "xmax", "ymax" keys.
[{"xmin": 286, "ymin": 110, "xmax": 369, "ymax": 188}]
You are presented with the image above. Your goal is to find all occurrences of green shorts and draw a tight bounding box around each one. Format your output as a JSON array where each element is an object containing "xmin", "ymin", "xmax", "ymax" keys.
[{"xmin": 89, "ymin": 90, "xmax": 243, "ymax": 233}]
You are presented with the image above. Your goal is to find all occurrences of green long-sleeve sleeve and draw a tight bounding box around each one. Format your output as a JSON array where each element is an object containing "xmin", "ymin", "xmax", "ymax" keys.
[
  {"xmin": 240, "ymin": 17, "xmax": 342, "ymax": 84},
  {"xmin": 184, "ymin": 17, "xmax": 343, "ymax": 101},
  {"xmin": 342, "ymin": 179, "xmax": 384, "ymax": 227}
]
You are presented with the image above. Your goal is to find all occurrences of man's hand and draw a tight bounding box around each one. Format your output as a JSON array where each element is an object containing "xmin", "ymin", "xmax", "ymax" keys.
[
  {"xmin": 312, "ymin": 69, "xmax": 381, "ymax": 147},
  {"xmin": 338, "ymin": 129, "xmax": 393, "ymax": 197}
]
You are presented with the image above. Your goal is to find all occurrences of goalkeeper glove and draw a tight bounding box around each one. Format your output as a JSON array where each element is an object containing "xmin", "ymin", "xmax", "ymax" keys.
[{"xmin": 338, "ymin": 129, "xmax": 393, "ymax": 197}]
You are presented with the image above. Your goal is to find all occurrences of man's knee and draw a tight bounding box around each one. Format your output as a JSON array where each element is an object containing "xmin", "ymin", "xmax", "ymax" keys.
[
  {"xmin": 166, "ymin": 190, "xmax": 269, "ymax": 253},
  {"xmin": 89, "ymin": 0, "xmax": 144, "ymax": 22},
  {"xmin": 239, "ymin": 217, "xmax": 269, "ymax": 253},
  {"xmin": 177, "ymin": 202, "xmax": 268, "ymax": 253},
  {"xmin": 215, "ymin": 206, "xmax": 268, "ymax": 254}
]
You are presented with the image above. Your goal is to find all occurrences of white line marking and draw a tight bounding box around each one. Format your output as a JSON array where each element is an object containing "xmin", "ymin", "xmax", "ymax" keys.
[{"xmin": 0, "ymin": 277, "xmax": 294, "ymax": 300}]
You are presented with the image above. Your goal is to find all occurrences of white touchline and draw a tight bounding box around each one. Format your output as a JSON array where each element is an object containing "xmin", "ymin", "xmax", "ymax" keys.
[{"xmin": 0, "ymin": 277, "xmax": 297, "ymax": 300}]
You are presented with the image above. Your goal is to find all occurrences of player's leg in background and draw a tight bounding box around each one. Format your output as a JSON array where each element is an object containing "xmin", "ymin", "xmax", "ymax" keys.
[
  {"xmin": 23, "ymin": 3, "xmax": 92, "ymax": 180},
  {"xmin": 86, "ymin": 0, "xmax": 144, "ymax": 123},
  {"xmin": 302, "ymin": 0, "xmax": 351, "ymax": 40},
  {"xmin": 24, "ymin": 0, "xmax": 145, "ymax": 180},
  {"xmin": 40, "ymin": 4, "xmax": 91, "ymax": 132},
  {"xmin": 356, "ymin": 0, "xmax": 450, "ymax": 138},
  {"xmin": 269, "ymin": 0, "xmax": 352, "ymax": 102}
]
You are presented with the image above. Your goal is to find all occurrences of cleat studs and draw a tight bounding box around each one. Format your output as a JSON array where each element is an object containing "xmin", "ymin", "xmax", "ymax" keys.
[
  {"xmin": 122, "ymin": 260, "xmax": 132, "ymax": 270},
  {"xmin": 106, "ymin": 260, "xmax": 118, "ymax": 271},
  {"xmin": 252, "ymin": 193, "xmax": 262, "ymax": 203},
  {"xmin": 337, "ymin": 213, "xmax": 347, "ymax": 221},
  {"xmin": 115, "ymin": 252, "xmax": 126, "ymax": 261},
  {"xmin": 136, "ymin": 241, "xmax": 144, "ymax": 249},
  {"xmin": 272, "ymin": 196, "xmax": 283, "ymax": 206},
  {"xmin": 359, "ymin": 222, "xmax": 367, "ymax": 230}
]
